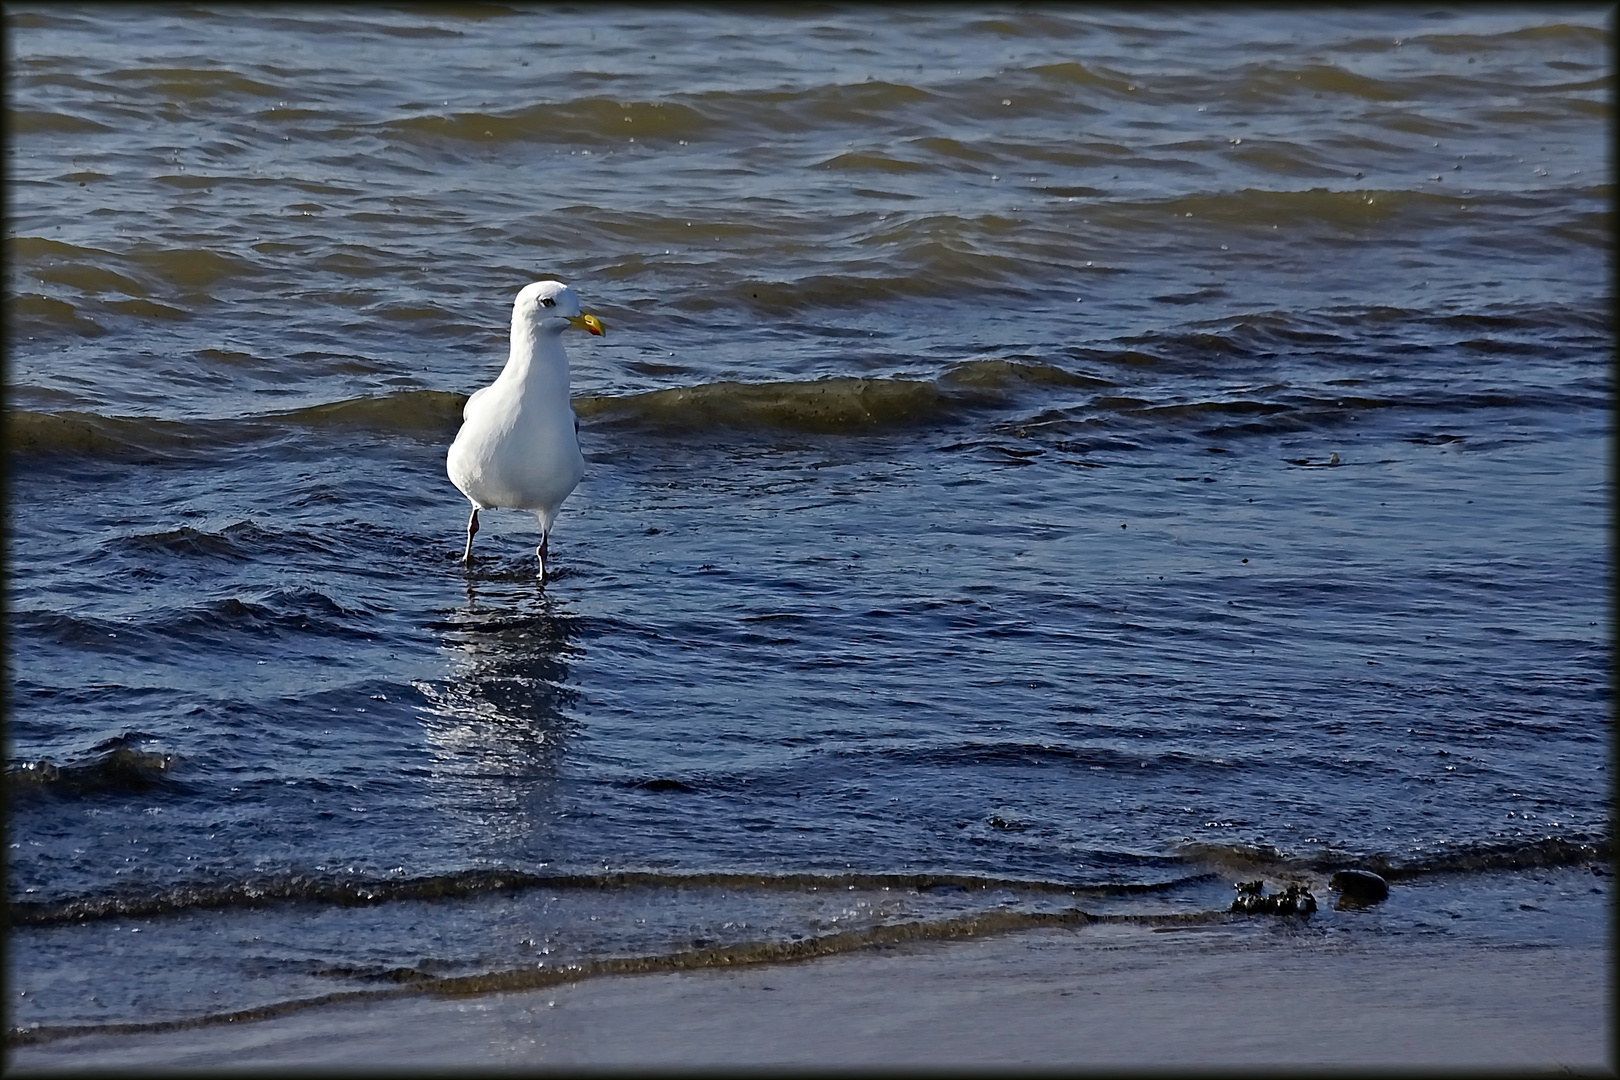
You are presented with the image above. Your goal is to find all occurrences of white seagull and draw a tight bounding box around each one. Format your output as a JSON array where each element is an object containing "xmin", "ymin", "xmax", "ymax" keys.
[{"xmin": 446, "ymin": 279, "xmax": 604, "ymax": 578}]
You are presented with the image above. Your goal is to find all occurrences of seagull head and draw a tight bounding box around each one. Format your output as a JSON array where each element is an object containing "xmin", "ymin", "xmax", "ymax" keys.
[{"xmin": 515, "ymin": 280, "xmax": 605, "ymax": 336}]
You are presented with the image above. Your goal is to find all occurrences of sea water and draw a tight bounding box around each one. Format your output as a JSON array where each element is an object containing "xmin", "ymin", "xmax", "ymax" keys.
[{"xmin": 6, "ymin": 5, "xmax": 1609, "ymax": 1038}]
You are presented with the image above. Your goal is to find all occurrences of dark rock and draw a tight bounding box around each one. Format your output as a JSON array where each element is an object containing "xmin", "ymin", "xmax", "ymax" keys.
[
  {"xmin": 1230, "ymin": 879, "xmax": 1316, "ymax": 916},
  {"xmin": 1329, "ymin": 869, "xmax": 1390, "ymax": 908},
  {"xmin": 1267, "ymin": 882, "xmax": 1317, "ymax": 915},
  {"xmin": 1231, "ymin": 879, "xmax": 1266, "ymax": 913}
]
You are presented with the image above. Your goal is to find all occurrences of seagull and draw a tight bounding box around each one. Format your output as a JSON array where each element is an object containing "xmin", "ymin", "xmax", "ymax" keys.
[{"xmin": 446, "ymin": 280, "xmax": 604, "ymax": 578}]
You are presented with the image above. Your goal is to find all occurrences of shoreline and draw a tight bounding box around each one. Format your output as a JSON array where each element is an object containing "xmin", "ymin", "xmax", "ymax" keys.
[{"xmin": 9, "ymin": 914, "xmax": 1609, "ymax": 1070}]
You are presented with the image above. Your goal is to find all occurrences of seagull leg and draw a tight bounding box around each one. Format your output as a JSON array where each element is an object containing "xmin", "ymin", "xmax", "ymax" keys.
[
  {"xmin": 462, "ymin": 508, "xmax": 479, "ymax": 565},
  {"xmin": 536, "ymin": 531, "xmax": 549, "ymax": 581}
]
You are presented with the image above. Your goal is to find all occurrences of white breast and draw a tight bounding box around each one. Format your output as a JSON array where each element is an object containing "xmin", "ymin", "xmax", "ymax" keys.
[{"xmin": 446, "ymin": 327, "xmax": 585, "ymax": 534}]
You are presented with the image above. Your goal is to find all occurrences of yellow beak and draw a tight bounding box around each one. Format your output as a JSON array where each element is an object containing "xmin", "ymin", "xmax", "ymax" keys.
[{"xmin": 567, "ymin": 312, "xmax": 605, "ymax": 336}]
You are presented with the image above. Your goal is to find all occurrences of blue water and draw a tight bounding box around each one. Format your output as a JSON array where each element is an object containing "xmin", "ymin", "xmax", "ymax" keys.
[{"xmin": 6, "ymin": 4, "xmax": 1610, "ymax": 1038}]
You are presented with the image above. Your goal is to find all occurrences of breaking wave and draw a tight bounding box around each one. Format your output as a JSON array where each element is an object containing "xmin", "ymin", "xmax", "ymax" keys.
[{"xmin": 7, "ymin": 736, "xmax": 184, "ymax": 800}]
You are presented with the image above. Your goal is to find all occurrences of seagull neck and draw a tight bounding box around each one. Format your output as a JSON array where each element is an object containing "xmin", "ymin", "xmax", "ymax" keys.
[{"xmin": 501, "ymin": 318, "xmax": 571, "ymax": 393}]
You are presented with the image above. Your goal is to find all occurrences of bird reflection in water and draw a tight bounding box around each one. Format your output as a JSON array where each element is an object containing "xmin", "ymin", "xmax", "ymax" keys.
[{"xmin": 414, "ymin": 577, "xmax": 581, "ymax": 852}]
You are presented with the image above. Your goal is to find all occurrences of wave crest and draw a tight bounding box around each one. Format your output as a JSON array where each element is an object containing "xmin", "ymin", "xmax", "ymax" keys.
[
  {"xmin": 1179, "ymin": 835, "xmax": 1610, "ymax": 880},
  {"xmin": 577, "ymin": 376, "xmax": 952, "ymax": 433},
  {"xmin": 8, "ymin": 736, "xmax": 183, "ymax": 800}
]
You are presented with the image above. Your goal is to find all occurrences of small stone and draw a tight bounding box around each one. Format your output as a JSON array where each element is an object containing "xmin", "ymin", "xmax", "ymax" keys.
[
  {"xmin": 1276, "ymin": 883, "xmax": 1318, "ymax": 914},
  {"xmin": 1231, "ymin": 879, "xmax": 1266, "ymax": 913},
  {"xmin": 1231, "ymin": 879, "xmax": 1316, "ymax": 916},
  {"xmin": 1329, "ymin": 869, "xmax": 1390, "ymax": 908}
]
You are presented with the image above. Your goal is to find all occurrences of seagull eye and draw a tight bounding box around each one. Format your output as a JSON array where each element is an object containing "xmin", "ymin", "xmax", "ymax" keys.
[{"xmin": 540, "ymin": 297, "xmax": 555, "ymax": 308}]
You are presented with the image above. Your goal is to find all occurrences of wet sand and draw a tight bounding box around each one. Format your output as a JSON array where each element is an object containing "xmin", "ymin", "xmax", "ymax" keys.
[{"xmin": 8, "ymin": 918, "xmax": 1609, "ymax": 1070}]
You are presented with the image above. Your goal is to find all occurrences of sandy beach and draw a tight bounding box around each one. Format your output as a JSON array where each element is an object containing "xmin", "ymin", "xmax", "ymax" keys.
[{"xmin": 9, "ymin": 915, "xmax": 1609, "ymax": 1071}]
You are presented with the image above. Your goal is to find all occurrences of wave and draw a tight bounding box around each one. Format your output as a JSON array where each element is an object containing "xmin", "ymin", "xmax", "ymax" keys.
[
  {"xmin": 99, "ymin": 520, "xmax": 348, "ymax": 565},
  {"xmin": 570, "ymin": 188, "xmax": 1610, "ymax": 316},
  {"xmin": 14, "ymin": 831, "xmax": 1606, "ymax": 928},
  {"xmin": 7, "ymin": 735, "xmax": 184, "ymax": 800},
  {"xmin": 851, "ymin": 740, "xmax": 1262, "ymax": 780},
  {"xmin": 382, "ymin": 97, "xmax": 714, "ymax": 148},
  {"xmin": 1408, "ymin": 23, "xmax": 1609, "ymax": 54},
  {"xmin": 12, "ymin": 587, "xmax": 372, "ymax": 661},
  {"xmin": 4, "ymin": 107, "xmax": 114, "ymax": 135},
  {"xmin": 101, "ymin": 65, "xmax": 282, "ymax": 100},
  {"xmin": 576, "ymin": 358, "xmax": 1118, "ymax": 433},
  {"xmin": 371, "ymin": 79, "xmax": 973, "ymax": 153},
  {"xmin": 576, "ymin": 359, "xmax": 1112, "ymax": 433},
  {"xmin": 10, "ymin": 320, "xmax": 1599, "ymax": 459},
  {"xmin": 8, "ymin": 866, "xmax": 1208, "ymax": 927},
  {"xmin": 156, "ymin": 588, "xmax": 371, "ymax": 640},
  {"xmin": 268, "ymin": 389, "xmax": 467, "ymax": 433},
  {"xmin": 351, "ymin": 42, "xmax": 1606, "ymax": 155},
  {"xmin": 7, "ymin": 292, "xmax": 111, "ymax": 338},
  {"xmin": 6, "ymin": 391, "xmax": 466, "ymax": 460},
  {"xmin": 8, "ymin": 236, "xmax": 265, "ymax": 310},
  {"xmin": 108, "ymin": 521, "xmax": 294, "ymax": 561},
  {"xmin": 6, "ymin": 361, "xmax": 1088, "ymax": 457},
  {"xmin": 6, "ymin": 409, "xmax": 202, "ymax": 459},
  {"xmin": 15, "ymin": 6, "xmax": 1606, "ymax": 152},
  {"xmin": 576, "ymin": 376, "xmax": 951, "ymax": 433},
  {"xmin": 11, "ymin": 831, "xmax": 1607, "ymax": 1046},
  {"xmin": 1179, "ymin": 835, "xmax": 1610, "ymax": 881},
  {"xmin": 8, "ymin": 169, "xmax": 1605, "ymax": 338},
  {"xmin": 9, "ymin": 900, "xmax": 1241, "ymax": 1047}
]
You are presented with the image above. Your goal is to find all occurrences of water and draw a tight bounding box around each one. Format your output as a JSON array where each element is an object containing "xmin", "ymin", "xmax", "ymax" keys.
[{"xmin": 6, "ymin": 5, "xmax": 1610, "ymax": 1041}]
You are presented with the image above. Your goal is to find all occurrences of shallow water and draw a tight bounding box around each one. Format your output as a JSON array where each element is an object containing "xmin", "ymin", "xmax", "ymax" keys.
[{"xmin": 6, "ymin": 5, "xmax": 1611, "ymax": 1037}]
